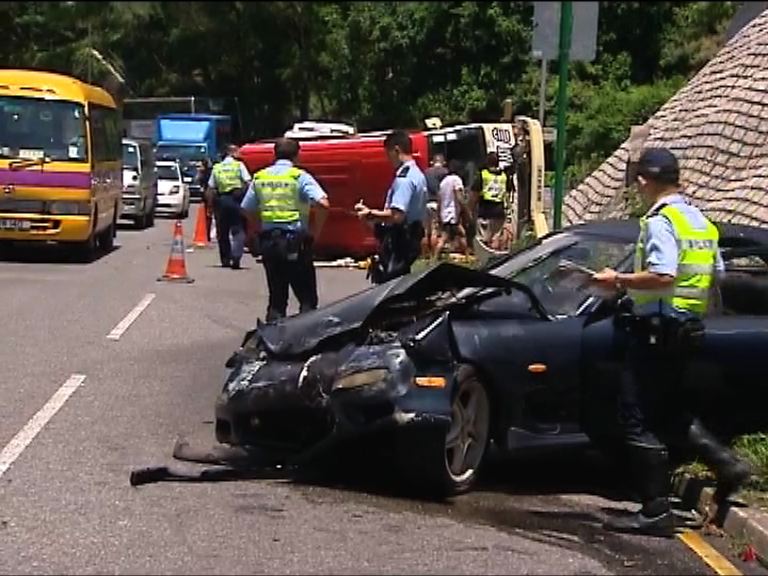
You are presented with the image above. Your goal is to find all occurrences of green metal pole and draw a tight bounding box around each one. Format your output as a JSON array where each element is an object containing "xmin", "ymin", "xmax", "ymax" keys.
[{"xmin": 553, "ymin": 1, "xmax": 573, "ymax": 230}]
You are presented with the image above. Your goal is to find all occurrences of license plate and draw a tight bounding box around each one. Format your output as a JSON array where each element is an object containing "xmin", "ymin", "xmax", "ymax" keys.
[{"xmin": 0, "ymin": 219, "xmax": 31, "ymax": 231}]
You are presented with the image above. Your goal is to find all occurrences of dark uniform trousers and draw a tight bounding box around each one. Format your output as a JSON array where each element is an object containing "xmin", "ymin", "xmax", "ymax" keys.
[
  {"xmin": 619, "ymin": 329, "xmax": 693, "ymax": 443},
  {"xmin": 213, "ymin": 190, "xmax": 245, "ymax": 266},
  {"xmin": 369, "ymin": 221, "xmax": 425, "ymax": 284},
  {"xmin": 612, "ymin": 304, "xmax": 746, "ymax": 515},
  {"xmin": 260, "ymin": 228, "xmax": 318, "ymax": 322},
  {"xmin": 610, "ymin": 308, "xmax": 696, "ymax": 515}
]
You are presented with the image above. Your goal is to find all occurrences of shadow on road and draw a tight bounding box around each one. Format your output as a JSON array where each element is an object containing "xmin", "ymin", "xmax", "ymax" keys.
[
  {"xmin": 0, "ymin": 242, "xmax": 121, "ymax": 265},
  {"xmin": 279, "ymin": 435, "xmax": 630, "ymax": 505},
  {"xmin": 135, "ymin": 434, "xmax": 709, "ymax": 575}
]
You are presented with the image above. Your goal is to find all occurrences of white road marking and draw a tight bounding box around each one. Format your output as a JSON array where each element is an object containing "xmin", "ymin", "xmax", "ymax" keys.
[
  {"xmin": 0, "ymin": 374, "xmax": 87, "ymax": 478},
  {"xmin": 107, "ymin": 293, "xmax": 156, "ymax": 341}
]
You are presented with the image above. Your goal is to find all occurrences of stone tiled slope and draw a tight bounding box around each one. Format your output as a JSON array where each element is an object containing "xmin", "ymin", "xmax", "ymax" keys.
[{"xmin": 563, "ymin": 9, "xmax": 768, "ymax": 227}]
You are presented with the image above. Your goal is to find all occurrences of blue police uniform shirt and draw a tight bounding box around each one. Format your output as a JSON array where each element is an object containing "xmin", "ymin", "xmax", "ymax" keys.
[
  {"xmin": 240, "ymin": 159, "xmax": 328, "ymax": 232},
  {"xmin": 385, "ymin": 159, "xmax": 427, "ymax": 224},
  {"xmin": 207, "ymin": 155, "xmax": 252, "ymax": 190},
  {"xmin": 643, "ymin": 193, "xmax": 725, "ymax": 277}
]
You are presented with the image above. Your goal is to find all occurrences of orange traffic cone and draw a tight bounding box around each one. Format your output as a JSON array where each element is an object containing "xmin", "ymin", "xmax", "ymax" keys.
[
  {"xmin": 192, "ymin": 203, "xmax": 209, "ymax": 248},
  {"xmin": 158, "ymin": 220, "xmax": 195, "ymax": 283}
]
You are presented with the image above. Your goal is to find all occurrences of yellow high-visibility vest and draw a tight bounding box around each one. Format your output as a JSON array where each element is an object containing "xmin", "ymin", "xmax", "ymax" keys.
[
  {"xmin": 212, "ymin": 161, "xmax": 245, "ymax": 194},
  {"xmin": 630, "ymin": 203, "xmax": 719, "ymax": 315},
  {"xmin": 481, "ymin": 169, "xmax": 506, "ymax": 203},
  {"xmin": 253, "ymin": 166, "xmax": 302, "ymax": 223}
]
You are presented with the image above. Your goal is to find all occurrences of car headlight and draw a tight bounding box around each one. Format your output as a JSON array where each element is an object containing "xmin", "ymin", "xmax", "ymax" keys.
[
  {"xmin": 169, "ymin": 185, "xmax": 180, "ymax": 195},
  {"xmin": 47, "ymin": 201, "xmax": 91, "ymax": 215},
  {"xmin": 333, "ymin": 368, "xmax": 389, "ymax": 391}
]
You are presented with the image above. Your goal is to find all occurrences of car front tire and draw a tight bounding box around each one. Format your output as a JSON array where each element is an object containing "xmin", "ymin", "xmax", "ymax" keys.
[{"xmin": 396, "ymin": 370, "xmax": 491, "ymax": 497}]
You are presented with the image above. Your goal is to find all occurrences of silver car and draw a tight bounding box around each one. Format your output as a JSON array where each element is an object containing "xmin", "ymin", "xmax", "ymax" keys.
[{"xmin": 121, "ymin": 138, "xmax": 157, "ymax": 229}]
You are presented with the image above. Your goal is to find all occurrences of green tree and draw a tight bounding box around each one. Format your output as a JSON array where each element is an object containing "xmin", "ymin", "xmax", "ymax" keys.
[{"xmin": 0, "ymin": 0, "xmax": 740, "ymax": 152}]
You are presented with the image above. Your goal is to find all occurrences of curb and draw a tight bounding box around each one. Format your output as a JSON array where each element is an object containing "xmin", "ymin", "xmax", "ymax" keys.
[{"xmin": 674, "ymin": 473, "xmax": 768, "ymax": 565}]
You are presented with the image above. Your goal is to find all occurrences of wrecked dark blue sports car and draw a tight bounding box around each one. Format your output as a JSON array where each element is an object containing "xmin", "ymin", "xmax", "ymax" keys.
[{"xmin": 215, "ymin": 220, "xmax": 768, "ymax": 495}]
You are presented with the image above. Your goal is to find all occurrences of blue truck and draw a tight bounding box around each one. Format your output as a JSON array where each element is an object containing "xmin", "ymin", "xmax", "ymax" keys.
[{"xmin": 153, "ymin": 114, "xmax": 232, "ymax": 199}]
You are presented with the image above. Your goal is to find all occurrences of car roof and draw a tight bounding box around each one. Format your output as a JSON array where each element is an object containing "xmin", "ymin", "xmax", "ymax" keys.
[{"xmin": 563, "ymin": 218, "xmax": 768, "ymax": 248}]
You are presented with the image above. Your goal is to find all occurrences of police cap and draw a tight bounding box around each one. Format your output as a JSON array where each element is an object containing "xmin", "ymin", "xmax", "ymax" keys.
[{"xmin": 637, "ymin": 147, "xmax": 679, "ymax": 184}]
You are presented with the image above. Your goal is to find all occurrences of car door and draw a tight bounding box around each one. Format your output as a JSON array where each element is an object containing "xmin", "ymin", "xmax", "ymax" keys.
[
  {"xmin": 685, "ymin": 248, "xmax": 768, "ymax": 439},
  {"xmin": 451, "ymin": 299, "xmax": 585, "ymax": 433},
  {"xmin": 138, "ymin": 142, "xmax": 154, "ymax": 210}
]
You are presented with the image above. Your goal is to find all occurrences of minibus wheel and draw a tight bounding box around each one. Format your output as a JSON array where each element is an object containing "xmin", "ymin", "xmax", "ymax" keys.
[
  {"xmin": 75, "ymin": 231, "xmax": 97, "ymax": 263},
  {"xmin": 98, "ymin": 221, "xmax": 115, "ymax": 252}
]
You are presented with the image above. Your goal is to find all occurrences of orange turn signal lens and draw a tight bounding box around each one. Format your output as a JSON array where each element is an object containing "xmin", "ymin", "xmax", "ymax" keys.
[
  {"xmin": 528, "ymin": 363, "xmax": 547, "ymax": 374},
  {"xmin": 415, "ymin": 376, "xmax": 447, "ymax": 388}
]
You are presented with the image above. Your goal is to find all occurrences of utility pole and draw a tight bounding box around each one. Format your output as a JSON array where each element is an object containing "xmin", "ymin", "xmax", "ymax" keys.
[
  {"xmin": 552, "ymin": 1, "xmax": 573, "ymax": 231},
  {"xmin": 538, "ymin": 57, "xmax": 547, "ymax": 126}
]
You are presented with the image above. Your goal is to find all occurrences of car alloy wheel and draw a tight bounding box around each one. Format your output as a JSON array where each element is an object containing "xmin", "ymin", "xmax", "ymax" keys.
[{"xmin": 444, "ymin": 375, "xmax": 490, "ymax": 484}]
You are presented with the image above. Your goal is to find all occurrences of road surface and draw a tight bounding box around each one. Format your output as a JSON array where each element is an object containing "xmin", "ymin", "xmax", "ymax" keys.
[{"xmin": 0, "ymin": 207, "xmax": 760, "ymax": 575}]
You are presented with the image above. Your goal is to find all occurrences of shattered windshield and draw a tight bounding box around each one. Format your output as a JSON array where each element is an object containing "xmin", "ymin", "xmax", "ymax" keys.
[{"xmin": 488, "ymin": 234, "xmax": 635, "ymax": 317}]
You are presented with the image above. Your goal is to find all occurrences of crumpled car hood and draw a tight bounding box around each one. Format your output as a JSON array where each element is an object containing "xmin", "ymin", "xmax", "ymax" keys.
[{"xmin": 255, "ymin": 262, "xmax": 513, "ymax": 357}]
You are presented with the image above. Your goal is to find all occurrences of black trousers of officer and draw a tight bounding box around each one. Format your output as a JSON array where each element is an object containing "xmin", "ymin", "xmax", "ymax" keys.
[
  {"xmin": 213, "ymin": 191, "xmax": 245, "ymax": 266},
  {"xmin": 614, "ymin": 313, "xmax": 693, "ymax": 513},
  {"xmin": 260, "ymin": 229, "xmax": 318, "ymax": 321},
  {"xmin": 613, "ymin": 307, "xmax": 752, "ymax": 524},
  {"xmin": 370, "ymin": 222, "xmax": 425, "ymax": 284}
]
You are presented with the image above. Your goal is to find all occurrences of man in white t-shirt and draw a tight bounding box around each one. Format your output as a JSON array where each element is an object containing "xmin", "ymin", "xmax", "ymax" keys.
[{"xmin": 433, "ymin": 160, "xmax": 468, "ymax": 258}]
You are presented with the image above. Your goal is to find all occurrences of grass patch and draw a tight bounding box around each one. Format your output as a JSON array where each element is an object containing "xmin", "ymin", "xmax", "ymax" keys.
[
  {"xmin": 676, "ymin": 433, "xmax": 768, "ymax": 509},
  {"xmin": 734, "ymin": 433, "xmax": 768, "ymax": 492},
  {"xmin": 677, "ymin": 460, "xmax": 714, "ymax": 481}
]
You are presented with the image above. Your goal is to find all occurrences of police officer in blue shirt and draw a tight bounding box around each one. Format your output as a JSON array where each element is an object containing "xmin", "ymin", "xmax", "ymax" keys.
[
  {"xmin": 592, "ymin": 147, "xmax": 751, "ymax": 537},
  {"xmin": 207, "ymin": 144, "xmax": 252, "ymax": 269},
  {"xmin": 355, "ymin": 130, "xmax": 427, "ymax": 283},
  {"xmin": 241, "ymin": 138, "xmax": 330, "ymax": 322}
]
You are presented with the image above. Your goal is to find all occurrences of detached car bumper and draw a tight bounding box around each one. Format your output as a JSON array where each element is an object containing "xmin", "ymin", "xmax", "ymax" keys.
[{"xmin": 214, "ymin": 342, "xmax": 451, "ymax": 456}]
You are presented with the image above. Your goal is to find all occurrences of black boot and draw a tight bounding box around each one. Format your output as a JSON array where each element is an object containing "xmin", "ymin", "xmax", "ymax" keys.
[
  {"xmin": 686, "ymin": 419, "xmax": 752, "ymax": 504},
  {"xmin": 604, "ymin": 445, "xmax": 676, "ymax": 538}
]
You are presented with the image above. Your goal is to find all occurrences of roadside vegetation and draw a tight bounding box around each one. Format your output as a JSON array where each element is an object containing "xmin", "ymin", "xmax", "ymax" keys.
[
  {"xmin": 678, "ymin": 434, "xmax": 768, "ymax": 508},
  {"xmin": 3, "ymin": 1, "xmax": 737, "ymax": 186}
]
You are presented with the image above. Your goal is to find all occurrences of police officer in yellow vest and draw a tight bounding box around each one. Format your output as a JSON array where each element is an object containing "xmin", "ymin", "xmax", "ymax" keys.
[
  {"xmin": 207, "ymin": 144, "xmax": 252, "ymax": 269},
  {"xmin": 471, "ymin": 151, "xmax": 513, "ymax": 245},
  {"xmin": 592, "ymin": 147, "xmax": 751, "ymax": 537},
  {"xmin": 241, "ymin": 138, "xmax": 329, "ymax": 322}
]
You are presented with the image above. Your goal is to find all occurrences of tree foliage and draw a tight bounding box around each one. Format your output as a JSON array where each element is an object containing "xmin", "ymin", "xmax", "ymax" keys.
[{"xmin": 1, "ymin": 1, "xmax": 738, "ymax": 183}]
